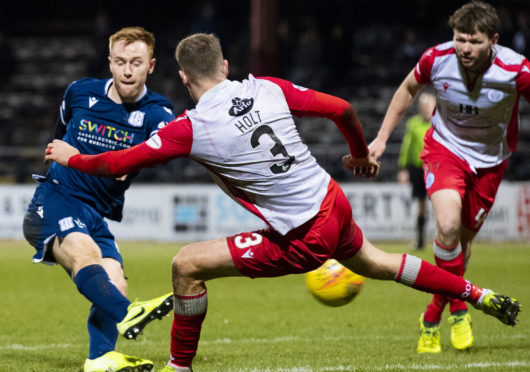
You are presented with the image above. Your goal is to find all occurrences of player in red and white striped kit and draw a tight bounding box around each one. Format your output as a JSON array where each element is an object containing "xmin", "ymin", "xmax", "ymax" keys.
[
  {"xmin": 45, "ymin": 33, "xmax": 520, "ymax": 371},
  {"xmin": 369, "ymin": 1, "xmax": 530, "ymax": 354}
]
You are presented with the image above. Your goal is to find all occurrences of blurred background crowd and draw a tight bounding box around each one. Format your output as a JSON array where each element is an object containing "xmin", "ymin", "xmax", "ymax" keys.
[{"xmin": 0, "ymin": 0, "xmax": 529, "ymax": 183}]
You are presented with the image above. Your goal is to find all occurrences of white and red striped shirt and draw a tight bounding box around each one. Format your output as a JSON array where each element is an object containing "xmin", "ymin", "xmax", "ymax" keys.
[
  {"xmin": 68, "ymin": 75, "xmax": 368, "ymax": 235},
  {"xmin": 415, "ymin": 41, "xmax": 530, "ymax": 169}
]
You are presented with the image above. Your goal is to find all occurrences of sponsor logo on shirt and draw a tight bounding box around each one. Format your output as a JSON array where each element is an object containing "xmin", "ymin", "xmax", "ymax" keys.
[
  {"xmin": 78, "ymin": 119, "xmax": 135, "ymax": 144},
  {"xmin": 128, "ymin": 110, "xmax": 145, "ymax": 127},
  {"xmin": 459, "ymin": 104, "xmax": 479, "ymax": 115},
  {"xmin": 229, "ymin": 97, "xmax": 254, "ymax": 117}
]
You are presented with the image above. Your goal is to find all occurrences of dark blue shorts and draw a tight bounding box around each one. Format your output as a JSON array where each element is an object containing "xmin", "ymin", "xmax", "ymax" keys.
[{"xmin": 23, "ymin": 181, "xmax": 122, "ymax": 265}]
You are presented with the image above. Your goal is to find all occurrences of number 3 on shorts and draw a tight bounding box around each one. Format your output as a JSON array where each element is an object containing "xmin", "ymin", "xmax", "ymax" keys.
[{"xmin": 234, "ymin": 233, "xmax": 263, "ymax": 249}]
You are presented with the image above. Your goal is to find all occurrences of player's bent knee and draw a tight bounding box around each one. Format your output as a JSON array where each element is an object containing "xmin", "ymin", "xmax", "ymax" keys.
[
  {"xmin": 172, "ymin": 250, "xmax": 200, "ymax": 280},
  {"xmin": 437, "ymin": 220, "xmax": 460, "ymax": 241}
]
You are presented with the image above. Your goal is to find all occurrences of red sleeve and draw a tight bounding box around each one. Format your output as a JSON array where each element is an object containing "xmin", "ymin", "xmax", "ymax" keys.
[
  {"xmin": 68, "ymin": 114, "xmax": 193, "ymax": 176},
  {"xmin": 516, "ymin": 58, "xmax": 530, "ymax": 103},
  {"xmin": 414, "ymin": 47, "xmax": 436, "ymax": 84},
  {"xmin": 257, "ymin": 76, "xmax": 368, "ymax": 158}
]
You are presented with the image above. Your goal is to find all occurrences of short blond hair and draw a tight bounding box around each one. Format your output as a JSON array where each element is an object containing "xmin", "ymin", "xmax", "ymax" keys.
[
  {"xmin": 109, "ymin": 26, "xmax": 155, "ymax": 58},
  {"xmin": 175, "ymin": 33, "xmax": 224, "ymax": 83}
]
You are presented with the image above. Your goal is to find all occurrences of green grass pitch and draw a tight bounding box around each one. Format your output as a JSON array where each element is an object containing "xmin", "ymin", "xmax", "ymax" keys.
[{"xmin": 1, "ymin": 240, "xmax": 529, "ymax": 371}]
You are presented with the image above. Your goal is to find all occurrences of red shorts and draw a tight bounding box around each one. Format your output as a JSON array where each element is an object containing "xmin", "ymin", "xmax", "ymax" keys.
[
  {"xmin": 421, "ymin": 129, "xmax": 506, "ymax": 232},
  {"xmin": 227, "ymin": 179, "xmax": 364, "ymax": 278}
]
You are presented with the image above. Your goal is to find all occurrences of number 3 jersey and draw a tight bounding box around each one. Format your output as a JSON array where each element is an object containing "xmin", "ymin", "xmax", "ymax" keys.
[
  {"xmin": 47, "ymin": 78, "xmax": 175, "ymax": 221},
  {"xmin": 186, "ymin": 76, "xmax": 336, "ymax": 234},
  {"xmin": 414, "ymin": 42, "xmax": 530, "ymax": 170},
  {"xmin": 71, "ymin": 75, "xmax": 368, "ymax": 235}
]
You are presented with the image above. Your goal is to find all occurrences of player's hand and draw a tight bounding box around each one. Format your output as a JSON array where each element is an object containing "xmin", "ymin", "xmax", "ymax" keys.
[
  {"xmin": 342, "ymin": 154, "xmax": 380, "ymax": 178},
  {"xmin": 44, "ymin": 139, "xmax": 80, "ymax": 167},
  {"xmin": 368, "ymin": 137, "xmax": 386, "ymax": 162}
]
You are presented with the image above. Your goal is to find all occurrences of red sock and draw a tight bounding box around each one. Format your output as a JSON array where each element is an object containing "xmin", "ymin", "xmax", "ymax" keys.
[
  {"xmin": 424, "ymin": 294, "xmax": 447, "ymax": 323},
  {"xmin": 395, "ymin": 254, "xmax": 484, "ymax": 303},
  {"xmin": 169, "ymin": 291, "xmax": 208, "ymax": 367},
  {"xmin": 424, "ymin": 241, "xmax": 467, "ymax": 322},
  {"xmin": 170, "ymin": 312, "xmax": 206, "ymax": 367}
]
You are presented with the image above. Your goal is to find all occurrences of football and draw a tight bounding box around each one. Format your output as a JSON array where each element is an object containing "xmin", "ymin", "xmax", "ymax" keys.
[{"xmin": 305, "ymin": 259, "xmax": 365, "ymax": 307}]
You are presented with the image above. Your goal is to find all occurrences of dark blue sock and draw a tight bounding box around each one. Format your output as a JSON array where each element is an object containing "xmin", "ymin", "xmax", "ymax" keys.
[
  {"xmin": 74, "ymin": 264, "xmax": 130, "ymax": 323},
  {"xmin": 87, "ymin": 305, "xmax": 117, "ymax": 359}
]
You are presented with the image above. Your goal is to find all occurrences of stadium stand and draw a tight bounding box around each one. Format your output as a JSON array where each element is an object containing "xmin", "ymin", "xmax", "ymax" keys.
[{"xmin": 0, "ymin": 0, "xmax": 528, "ymax": 183}]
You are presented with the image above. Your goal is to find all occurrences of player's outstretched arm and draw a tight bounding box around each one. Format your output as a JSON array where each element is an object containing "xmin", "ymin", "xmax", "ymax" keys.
[
  {"xmin": 369, "ymin": 69, "xmax": 423, "ymax": 162},
  {"xmin": 258, "ymin": 76, "xmax": 370, "ymax": 159},
  {"xmin": 44, "ymin": 118, "xmax": 193, "ymax": 177}
]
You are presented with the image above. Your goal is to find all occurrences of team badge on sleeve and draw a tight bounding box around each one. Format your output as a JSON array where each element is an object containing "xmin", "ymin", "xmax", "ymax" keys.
[
  {"xmin": 146, "ymin": 134, "xmax": 162, "ymax": 149},
  {"xmin": 292, "ymin": 83, "xmax": 308, "ymax": 91}
]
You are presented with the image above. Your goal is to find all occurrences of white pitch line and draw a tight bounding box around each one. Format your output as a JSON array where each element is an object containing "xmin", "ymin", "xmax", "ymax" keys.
[
  {"xmin": 3, "ymin": 339, "xmax": 528, "ymax": 371},
  {"xmin": 375, "ymin": 361, "xmax": 530, "ymax": 370},
  {"xmin": 0, "ymin": 343, "xmax": 74, "ymax": 351},
  {"xmin": 200, "ymin": 336, "xmax": 302, "ymax": 345},
  {"xmin": 224, "ymin": 361, "xmax": 530, "ymax": 372},
  {"xmin": 198, "ymin": 332, "xmax": 526, "ymax": 346}
]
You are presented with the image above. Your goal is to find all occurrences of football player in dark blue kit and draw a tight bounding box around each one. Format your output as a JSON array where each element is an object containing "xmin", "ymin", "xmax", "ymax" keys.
[{"xmin": 23, "ymin": 27, "xmax": 175, "ymax": 372}]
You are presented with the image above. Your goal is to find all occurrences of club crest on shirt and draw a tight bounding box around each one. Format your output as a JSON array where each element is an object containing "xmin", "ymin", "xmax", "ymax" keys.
[
  {"xmin": 229, "ymin": 97, "xmax": 254, "ymax": 117},
  {"xmin": 128, "ymin": 110, "xmax": 145, "ymax": 127},
  {"xmin": 487, "ymin": 89, "xmax": 504, "ymax": 103}
]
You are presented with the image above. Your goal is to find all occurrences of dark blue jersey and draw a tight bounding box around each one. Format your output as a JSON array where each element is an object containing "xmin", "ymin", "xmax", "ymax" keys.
[{"xmin": 46, "ymin": 78, "xmax": 175, "ymax": 221}]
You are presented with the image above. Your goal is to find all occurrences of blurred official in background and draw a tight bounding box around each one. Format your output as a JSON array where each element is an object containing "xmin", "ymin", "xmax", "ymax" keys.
[{"xmin": 397, "ymin": 92, "xmax": 435, "ymax": 250}]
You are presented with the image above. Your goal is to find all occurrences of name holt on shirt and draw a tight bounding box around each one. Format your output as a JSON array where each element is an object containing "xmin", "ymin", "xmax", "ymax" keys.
[{"xmin": 233, "ymin": 110, "xmax": 263, "ymax": 134}]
